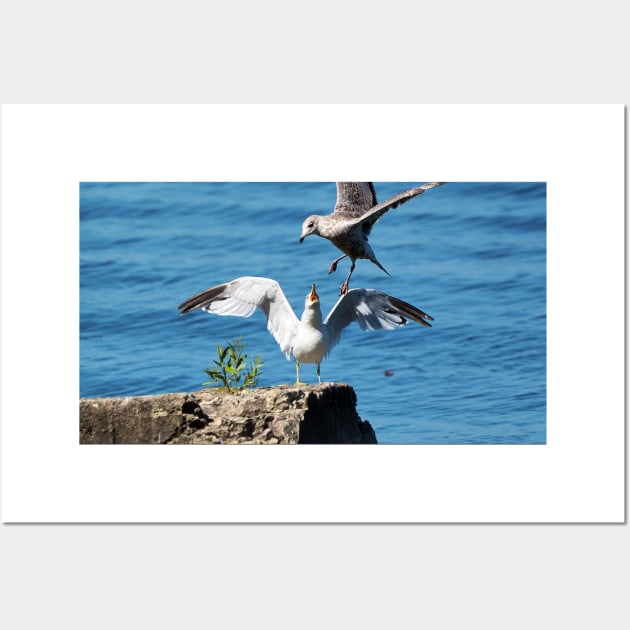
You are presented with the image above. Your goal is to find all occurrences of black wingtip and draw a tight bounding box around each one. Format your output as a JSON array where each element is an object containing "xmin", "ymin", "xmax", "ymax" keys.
[
  {"xmin": 388, "ymin": 295, "xmax": 434, "ymax": 327},
  {"xmin": 177, "ymin": 283, "xmax": 228, "ymax": 315}
]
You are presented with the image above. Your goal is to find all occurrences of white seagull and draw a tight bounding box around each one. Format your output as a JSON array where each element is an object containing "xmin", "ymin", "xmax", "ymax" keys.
[
  {"xmin": 178, "ymin": 276, "xmax": 433, "ymax": 384},
  {"xmin": 299, "ymin": 182, "xmax": 446, "ymax": 295}
]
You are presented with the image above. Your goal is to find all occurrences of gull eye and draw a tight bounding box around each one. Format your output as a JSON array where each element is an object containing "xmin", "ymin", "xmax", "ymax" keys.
[{"xmin": 307, "ymin": 221, "xmax": 314, "ymax": 228}]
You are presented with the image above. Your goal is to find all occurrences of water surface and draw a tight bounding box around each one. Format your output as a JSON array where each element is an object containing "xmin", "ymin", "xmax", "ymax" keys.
[{"xmin": 80, "ymin": 182, "xmax": 546, "ymax": 444}]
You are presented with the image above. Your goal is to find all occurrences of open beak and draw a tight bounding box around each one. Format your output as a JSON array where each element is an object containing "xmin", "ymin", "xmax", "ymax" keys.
[{"xmin": 309, "ymin": 283, "xmax": 319, "ymax": 302}]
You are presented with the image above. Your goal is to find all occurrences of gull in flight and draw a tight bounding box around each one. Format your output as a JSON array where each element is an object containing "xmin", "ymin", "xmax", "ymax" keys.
[
  {"xmin": 178, "ymin": 276, "xmax": 433, "ymax": 385},
  {"xmin": 299, "ymin": 182, "xmax": 446, "ymax": 295}
]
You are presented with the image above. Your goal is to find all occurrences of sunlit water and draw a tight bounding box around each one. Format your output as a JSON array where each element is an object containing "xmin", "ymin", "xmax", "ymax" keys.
[{"xmin": 80, "ymin": 182, "xmax": 546, "ymax": 444}]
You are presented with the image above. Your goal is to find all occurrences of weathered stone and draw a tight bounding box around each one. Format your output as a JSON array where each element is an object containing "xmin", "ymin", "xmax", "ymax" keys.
[{"xmin": 80, "ymin": 383, "xmax": 377, "ymax": 444}]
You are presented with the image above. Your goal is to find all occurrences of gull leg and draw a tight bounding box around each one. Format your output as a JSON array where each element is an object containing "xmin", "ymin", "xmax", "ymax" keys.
[
  {"xmin": 295, "ymin": 361, "xmax": 303, "ymax": 386},
  {"xmin": 328, "ymin": 254, "xmax": 347, "ymax": 275},
  {"xmin": 339, "ymin": 261, "xmax": 355, "ymax": 295},
  {"xmin": 317, "ymin": 364, "xmax": 321, "ymax": 385}
]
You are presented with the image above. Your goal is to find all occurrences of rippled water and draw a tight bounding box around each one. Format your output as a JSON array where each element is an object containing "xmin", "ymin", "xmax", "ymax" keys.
[{"xmin": 80, "ymin": 182, "xmax": 546, "ymax": 444}]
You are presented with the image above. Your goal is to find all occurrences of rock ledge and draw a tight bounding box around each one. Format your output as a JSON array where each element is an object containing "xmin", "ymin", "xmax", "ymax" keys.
[{"xmin": 80, "ymin": 383, "xmax": 377, "ymax": 444}]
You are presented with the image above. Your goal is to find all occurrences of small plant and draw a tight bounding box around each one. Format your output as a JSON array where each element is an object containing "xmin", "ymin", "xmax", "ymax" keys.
[{"xmin": 202, "ymin": 336, "xmax": 264, "ymax": 393}]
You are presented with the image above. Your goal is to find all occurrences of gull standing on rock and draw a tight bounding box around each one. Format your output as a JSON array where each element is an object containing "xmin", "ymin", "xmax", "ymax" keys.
[
  {"xmin": 299, "ymin": 182, "xmax": 446, "ymax": 295},
  {"xmin": 178, "ymin": 276, "xmax": 433, "ymax": 385}
]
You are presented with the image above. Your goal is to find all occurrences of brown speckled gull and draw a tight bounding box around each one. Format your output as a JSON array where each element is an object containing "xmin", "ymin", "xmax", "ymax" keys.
[{"xmin": 299, "ymin": 182, "xmax": 446, "ymax": 294}]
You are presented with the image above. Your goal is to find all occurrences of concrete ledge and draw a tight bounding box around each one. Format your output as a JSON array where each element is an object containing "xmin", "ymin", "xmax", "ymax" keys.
[{"xmin": 80, "ymin": 383, "xmax": 377, "ymax": 444}]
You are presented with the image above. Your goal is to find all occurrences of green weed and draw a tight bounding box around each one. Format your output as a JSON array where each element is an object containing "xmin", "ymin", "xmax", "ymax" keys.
[{"xmin": 202, "ymin": 336, "xmax": 264, "ymax": 393}]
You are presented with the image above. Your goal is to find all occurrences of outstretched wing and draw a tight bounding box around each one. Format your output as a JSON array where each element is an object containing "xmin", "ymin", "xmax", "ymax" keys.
[
  {"xmin": 332, "ymin": 182, "xmax": 377, "ymax": 218},
  {"xmin": 351, "ymin": 182, "xmax": 446, "ymax": 233},
  {"xmin": 323, "ymin": 288, "xmax": 433, "ymax": 354},
  {"xmin": 178, "ymin": 276, "xmax": 300, "ymax": 359}
]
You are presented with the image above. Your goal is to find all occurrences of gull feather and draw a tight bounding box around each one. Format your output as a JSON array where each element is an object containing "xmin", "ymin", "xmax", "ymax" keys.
[{"xmin": 178, "ymin": 276, "xmax": 433, "ymax": 383}]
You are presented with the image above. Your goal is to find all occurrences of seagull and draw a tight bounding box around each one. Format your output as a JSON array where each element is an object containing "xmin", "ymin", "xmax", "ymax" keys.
[
  {"xmin": 299, "ymin": 182, "xmax": 446, "ymax": 295},
  {"xmin": 178, "ymin": 276, "xmax": 433, "ymax": 385}
]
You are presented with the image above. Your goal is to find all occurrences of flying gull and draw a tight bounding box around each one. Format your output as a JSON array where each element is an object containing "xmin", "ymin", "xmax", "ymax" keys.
[
  {"xmin": 178, "ymin": 276, "xmax": 433, "ymax": 384},
  {"xmin": 299, "ymin": 182, "xmax": 446, "ymax": 295}
]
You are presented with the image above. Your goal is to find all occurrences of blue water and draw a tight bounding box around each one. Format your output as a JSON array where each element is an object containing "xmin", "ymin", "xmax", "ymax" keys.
[{"xmin": 80, "ymin": 182, "xmax": 546, "ymax": 444}]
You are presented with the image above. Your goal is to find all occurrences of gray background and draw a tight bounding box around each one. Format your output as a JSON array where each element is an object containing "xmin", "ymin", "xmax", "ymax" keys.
[{"xmin": 1, "ymin": 2, "xmax": 627, "ymax": 628}]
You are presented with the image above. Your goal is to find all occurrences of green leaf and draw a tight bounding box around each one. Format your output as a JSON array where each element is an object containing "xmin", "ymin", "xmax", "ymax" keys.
[{"xmin": 201, "ymin": 337, "xmax": 265, "ymax": 393}]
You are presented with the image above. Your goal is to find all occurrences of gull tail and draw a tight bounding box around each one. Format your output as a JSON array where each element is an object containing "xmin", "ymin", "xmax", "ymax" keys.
[{"xmin": 372, "ymin": 257, "xmax": 390, "ymax": 276}]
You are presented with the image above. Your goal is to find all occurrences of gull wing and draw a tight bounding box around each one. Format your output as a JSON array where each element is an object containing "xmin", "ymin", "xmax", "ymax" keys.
[
  {"xmin": 350, "ymin": 182, "xmax": 446, "ymax": 233},
  {"xmin": 323, "ymin": 288, "xmax": 433, "ymax": 354},
  {"xmin": 178, "ymin": 276, "xmax": 300, "ymax": 359},
  {"xmin": 332, "ymin": 182, "xmax": 377, "ymax": 218}
]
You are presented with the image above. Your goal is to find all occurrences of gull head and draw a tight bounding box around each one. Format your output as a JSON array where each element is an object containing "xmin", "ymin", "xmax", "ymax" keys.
[
  {"xmin": 299, "ymin": 215, "xmax": 320, "ymax": 242},
  {"xmin": 302, "ymin": 283, "xmax": 321, "ymax": 313},
  {"xmin": 301, "ymin": 283, "xmax": 324, "ymax": 325},
  {"xmin": 308, "ymin": 283, "xmax": 319, "ymax": 304}
]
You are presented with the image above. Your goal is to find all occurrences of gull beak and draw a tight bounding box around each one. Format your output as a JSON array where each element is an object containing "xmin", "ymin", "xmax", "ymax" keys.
[
  {"xmin": 299, "ymin": 233, "xmax": 306, "ymax": 243},
  {"xmin": 309, "ymin": 283, "xmax": 319, "ymax": 302}
]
